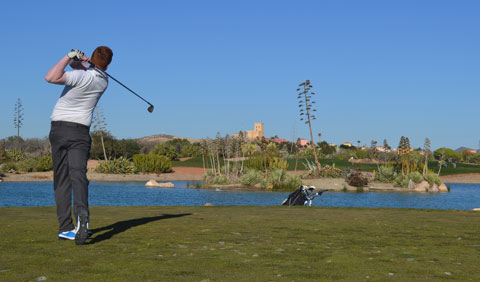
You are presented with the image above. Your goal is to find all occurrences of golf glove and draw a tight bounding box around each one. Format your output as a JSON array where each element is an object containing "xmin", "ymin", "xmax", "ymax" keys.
[{"xmin": 67, "ymin": 49, "xmax": 85, "ymax": 61}]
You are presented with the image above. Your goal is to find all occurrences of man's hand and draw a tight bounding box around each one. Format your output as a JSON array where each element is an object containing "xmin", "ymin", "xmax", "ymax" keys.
[{"xmin": 67, "ymin": 49, "xmax": 86, "ymax": 61}]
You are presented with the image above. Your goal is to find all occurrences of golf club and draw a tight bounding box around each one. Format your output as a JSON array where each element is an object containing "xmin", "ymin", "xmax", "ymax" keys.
[{"xmin": 88, "ymin": 61, "xmax": 154, "ymax": 113}]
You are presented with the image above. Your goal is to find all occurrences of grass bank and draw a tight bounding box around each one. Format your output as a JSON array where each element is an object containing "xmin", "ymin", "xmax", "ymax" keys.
[
  {"xmin": 172, "ymin": 157, "xmax": 480, "ymax": 176},
  {"xmin": 1, "ymin": 206, "xmax": 479, "ymax": 281}
]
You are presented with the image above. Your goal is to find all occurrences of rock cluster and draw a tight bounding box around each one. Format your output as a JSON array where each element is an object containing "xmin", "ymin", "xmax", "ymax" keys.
[
  {"xmin": 145, "ymin": 180, "xmax": 175, "ymax": 188},
  {"xmin": 413, "ymin": 181, "xmax": 448, "ymax": 192}
]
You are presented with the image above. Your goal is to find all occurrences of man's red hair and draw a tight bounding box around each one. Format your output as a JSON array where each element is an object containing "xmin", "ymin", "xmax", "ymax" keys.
[{"xmin": 91, "ymin": 46, "xmax": 113, "ymax": 70}]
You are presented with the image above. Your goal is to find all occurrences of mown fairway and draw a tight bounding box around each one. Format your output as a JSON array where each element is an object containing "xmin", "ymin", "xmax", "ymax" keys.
[{"xmin": 1, "ymin": 206, "xmax": 479, "ymax": 281}]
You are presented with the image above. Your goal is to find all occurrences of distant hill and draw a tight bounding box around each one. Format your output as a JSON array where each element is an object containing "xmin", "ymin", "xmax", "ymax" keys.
[
  {"xmin": 455, "ymin": 147, "xmax": 477, "ymax": 153},
  {"xmin": 137, "ymin": 134, "xmax": 202, "ymax": 145}
]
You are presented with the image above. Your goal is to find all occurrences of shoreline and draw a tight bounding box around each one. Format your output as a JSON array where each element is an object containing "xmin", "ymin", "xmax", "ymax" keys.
[{"xmin": 2, "ymin": 169, "xmax": 480, "ymax": 191}]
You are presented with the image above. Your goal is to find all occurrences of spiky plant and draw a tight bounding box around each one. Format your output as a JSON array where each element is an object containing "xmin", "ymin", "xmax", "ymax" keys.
[
  {"xmin": 13, "ymin": 98, "xmax": 23, "ymax": 150},
  {"xmin": 296, "ymin": 80, "xmax": 321, "ymax": 172},
  {"xmin": 93, "ymin": 104, "xmax": 108, "ymax": 161}
]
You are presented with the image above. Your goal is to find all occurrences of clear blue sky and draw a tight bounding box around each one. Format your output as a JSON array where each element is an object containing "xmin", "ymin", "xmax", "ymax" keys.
[{"xmin": 1, "ymin": 0, "xmax": 478, "ymax": 150}]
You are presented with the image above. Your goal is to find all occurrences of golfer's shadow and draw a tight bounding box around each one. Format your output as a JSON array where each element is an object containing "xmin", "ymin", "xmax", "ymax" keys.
[{"xmin": 88, "ymin": 213, "xmax": 192, "ymax": 244}]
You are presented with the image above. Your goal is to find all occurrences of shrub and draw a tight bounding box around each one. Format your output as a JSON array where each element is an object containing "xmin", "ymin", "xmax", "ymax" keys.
[
  {"xmin": 394, "ymin": 175, "xmax": 409, "ymax": 188},
  {"xmin": 407, "ymin": 171, "xmax": 423, "ymax": 184},
  {"xmin": 346, "ymin": 171, "xmax": 368, "ymax": 187},
  {"xmin": 133, "ymin": 154, "xmax": 172, "ymax": 173},
  {"xmin": 96, "ymin": 157, "xmax": 136, "ymax": 174},
  {"xmin": 35, "ymin": 154, "xmax": 53, "ymax": 172},
  {"xmin": 0, "ymin": 163, "xmax": 11, "ymax": 173},
  {"xmin": 206, "ymin": 175, "xmax": 229, "ymax": 185},
  {"xmin": 241, "ymin": 169, "xmax": 262, "ymax": 186},
  {"xmin": 261, "ymin": 169, "xmax": 302, "ymax": 191},
  {"xmin": 15, "ymin": 158, "xmax": 38, "ymax": 172},
  {"xmin": 466, "ymin": 153, "xmax": 480, "ymax": 164},
  {"xmin": 150, "ymin": 144, "xmax": 178, "ymax": 160},
  {"xmin": 275, "ymin": 174, "xmax": 302, "ymax": 191},
  {"xmin": 374, "ymin": 166, "xmax": 397, "ymax": 183},
  {"xmin": 424, "ymin": 173, "xmax": 442, "ymax": 186}
]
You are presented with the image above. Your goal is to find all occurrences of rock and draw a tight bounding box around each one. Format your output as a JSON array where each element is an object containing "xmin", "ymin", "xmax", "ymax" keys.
[
  {"xmin": 415, "ymin": 181, "xmax": 429, "ymax": 192},
  {"xmin": 430, "ymin": 184, "xmax": 439, "ymax": 192},
  {"xmin": 438, "ymin": 183, "xmax": 448, "ymax": 192},
  {"xmin": 472, "ymin": 208, "xmax": 480, "ymax": 212},
  {"xmin": 145, "ymin": 180, "xmax": 174, "ymax": 188},
  {"xmin": 204, "ymin": 203, "xmax": 214, "ymax": 206}
]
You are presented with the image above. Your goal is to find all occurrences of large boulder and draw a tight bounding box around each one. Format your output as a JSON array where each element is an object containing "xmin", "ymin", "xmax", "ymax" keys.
[
  {"xmin": 145, "ymin": 180, "xmax": 175, "ymax": 188},
  {"xmin": 415, "ymin": 181, "xmax": 429, "ymax": 192},
  {"xmin": 438, "ymin": 183, "xmax": 448, "ymax": 192}
]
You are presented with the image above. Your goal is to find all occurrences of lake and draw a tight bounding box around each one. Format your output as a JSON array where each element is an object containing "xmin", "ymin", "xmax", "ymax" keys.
[{"xmin": 0, "ymin": 181, "xmax": 479, "ymax": 210}]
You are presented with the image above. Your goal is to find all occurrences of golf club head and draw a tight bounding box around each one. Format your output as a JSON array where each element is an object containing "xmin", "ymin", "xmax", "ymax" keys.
[{"xmin": 147, "ymin": 105, "xmax": 154, "ymax": 113}]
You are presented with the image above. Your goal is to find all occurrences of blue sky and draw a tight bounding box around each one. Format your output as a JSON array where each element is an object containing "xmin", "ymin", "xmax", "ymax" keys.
[{"xmin": 0, "ymin": 0, "xmax": 478, "ymax": 150}]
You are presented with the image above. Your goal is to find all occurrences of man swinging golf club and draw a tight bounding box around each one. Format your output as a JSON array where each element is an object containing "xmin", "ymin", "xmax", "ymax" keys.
[{"xmin": 45, "ymin": 46, "xmax": 113, "ymax": 245}]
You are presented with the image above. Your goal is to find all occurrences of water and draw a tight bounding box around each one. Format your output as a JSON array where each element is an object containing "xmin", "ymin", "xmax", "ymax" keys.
[{"xmin": 0, "ymin": 181, "xmax": 479, "ymax": 210}]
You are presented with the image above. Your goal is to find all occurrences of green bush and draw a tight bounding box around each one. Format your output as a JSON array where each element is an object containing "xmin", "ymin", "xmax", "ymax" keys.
[
  {"xmin": 35, "ymin": 154, "xmax": 53, "ymax": 172},
  {"xmin": 150, "ymin": 144, "xmax": 178, "ymax": 160},
  {"xmin": 424, "ymin": 173, "xmax": 442, "ymax": 186},
  {"xmin": 16, "ymin": 158, "xmax": 38, "ymax": 172},
  {"xmin": 261, "ymin": 169, "xmax": 302, "ymax": 191},
  {"xmin": 394, "ymin": 175, "xmax": 409, "ymax": 188},
  {"xmin": 133, "ymin": 154, "xmax": 172, "ymax": 173},
  {"xmin": 374, "ymin": 166, "xmax": 397, "ymax": 183},
  {"xmin": 0, "ymin": 163, "xmax": 11, "ymax": 173},
  {"xmin": 466, "ymin": 153, "xmax": 480, "ymax": 164},
  {"xmin": 407, "ymin": 171, "xmax": 423, "ymax": 184},
  {"xmin": 95, "ymin": 157, "xmax": 136, "ymax": 174},
  {"xmin": 206, "ymin": 175, "xmax": 229, "ymax": 185},
  {"xmin": 241, "ymin": 169, "xmax": 262, "ymax": 186}
]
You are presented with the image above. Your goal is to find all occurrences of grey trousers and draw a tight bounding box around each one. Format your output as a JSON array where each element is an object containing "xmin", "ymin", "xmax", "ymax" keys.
[{"xmin": 49, "ymin": 121, "xmax": 91, "ymax": 232}]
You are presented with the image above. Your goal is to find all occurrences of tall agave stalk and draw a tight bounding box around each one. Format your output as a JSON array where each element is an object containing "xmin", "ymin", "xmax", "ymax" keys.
[{"xmin": 297, "ymin": 80, "xmax": 321, "ymax": 172}]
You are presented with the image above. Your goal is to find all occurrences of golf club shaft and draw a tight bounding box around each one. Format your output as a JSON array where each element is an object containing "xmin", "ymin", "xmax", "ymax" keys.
[{"xmin": 88, "ymin": 61, "xmax": 153, "ymax": 107}]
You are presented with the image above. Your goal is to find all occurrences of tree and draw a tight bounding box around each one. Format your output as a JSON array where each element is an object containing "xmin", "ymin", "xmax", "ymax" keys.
[
  {"xmin": 92, "ymin": 105, "xmax": 108, "ymax": 161},
  {"xmin": 382, "ymin": 139, "xmax": 391, "ymax": 163},
  {"xmin": 296, "ymin": 80, "xmax": 321, "ymax": 172},
  {"xmin": 398, "ymin": 136, "xmax": 411, "ymax": 177},
  {"xmin": 423, "ymin": 138, "xmax": 431, "ymax": 176},
  {"xmin": 13, "ymin": 98, "xmax": 24, "ymax": 150}
]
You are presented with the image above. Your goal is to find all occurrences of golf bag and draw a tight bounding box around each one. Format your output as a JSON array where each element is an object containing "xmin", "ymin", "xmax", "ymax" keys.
[{"xmin": 281, "ymin": 185, "xmax": 328, "ymax": 206}]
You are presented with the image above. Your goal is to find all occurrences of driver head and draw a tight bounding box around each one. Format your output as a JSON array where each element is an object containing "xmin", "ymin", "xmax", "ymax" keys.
[{"xmin": 148, "ymin": 105, "xmax": 154, "ymax": 113}]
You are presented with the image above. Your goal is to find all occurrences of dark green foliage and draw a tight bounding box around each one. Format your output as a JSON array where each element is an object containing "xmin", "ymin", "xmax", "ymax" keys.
[
  {"xmin": 374, "ymin": 166, "xmax": 397, "ymax": 182},
  {"xmin": 95, "ymin": 157, "xmax": 136, "ymax": 174},
  {"xmin": 465, "ymin": 153, "xmax": 480, "ymax": 164},
  {"xmin": 317, "ymin": 141, "xmax": 336, "ymax": 155},
  {"xmin": 8, "ymin": 154, "xmax": 52, "ymax": 172},
  {"xmin": 150, "ymin": 144, "xmax": 178, "ymax": 160},
  {"xmin": 133, "ymin": 154, "xmax": 172, "ymax": 173},
  {"xmin": 241, "ymin": 169, "xmax": 262, "ymax": 186},
  {"xmin": 90, "ymin": 131, "xmax": 140, "ymax": 160},
  {"xmin": 34, "ymin": 154, "xmax": 53, "ymax": 172},
  {"xmin": 433, "ymin": 147, "xmax": 461, "ymax": 162}
]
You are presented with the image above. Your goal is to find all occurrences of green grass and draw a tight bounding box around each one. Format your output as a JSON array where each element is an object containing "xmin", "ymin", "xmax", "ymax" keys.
[
  {"xmin": 172, "ymin": 157, "xmax": 480, "ymax": 176},
  {"xmin": 1, "ymin": 206, "xmax": 479, "ymax": 281}
]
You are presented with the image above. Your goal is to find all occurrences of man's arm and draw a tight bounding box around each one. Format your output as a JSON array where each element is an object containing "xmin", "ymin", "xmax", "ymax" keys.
[
  {"xmin": 45, "ymin": 50, "xmax": 88, "ymax": 85},
  {"xmin": 45, "ymin": 56, "xmax": 70, "ymax": 85}
]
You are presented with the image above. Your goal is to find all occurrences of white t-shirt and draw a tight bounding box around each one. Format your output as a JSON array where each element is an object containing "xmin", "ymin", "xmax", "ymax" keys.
[{"xmin": 50, "ymin": 68, "xmax": 108, "ymax": 126}]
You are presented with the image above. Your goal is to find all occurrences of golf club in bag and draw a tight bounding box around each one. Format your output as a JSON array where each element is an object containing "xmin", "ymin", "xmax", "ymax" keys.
[
  {"xmin": 281, "ymin": 185, "xmax": 328, "ymax": 206},
  {"xmin": 89, "ymin": 61, "xmax": 154, "ymax": 113}
]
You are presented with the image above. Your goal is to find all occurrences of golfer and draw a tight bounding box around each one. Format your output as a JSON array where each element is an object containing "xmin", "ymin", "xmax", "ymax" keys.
[{"xmin": 45, "ymin": 46, "xmax": 113, "ymax": 245}]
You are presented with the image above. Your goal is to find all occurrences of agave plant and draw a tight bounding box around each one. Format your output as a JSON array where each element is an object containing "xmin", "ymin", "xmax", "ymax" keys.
[{"xmin": 297, "ymin": 80, "xmax": 321, "ymax": 172}]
